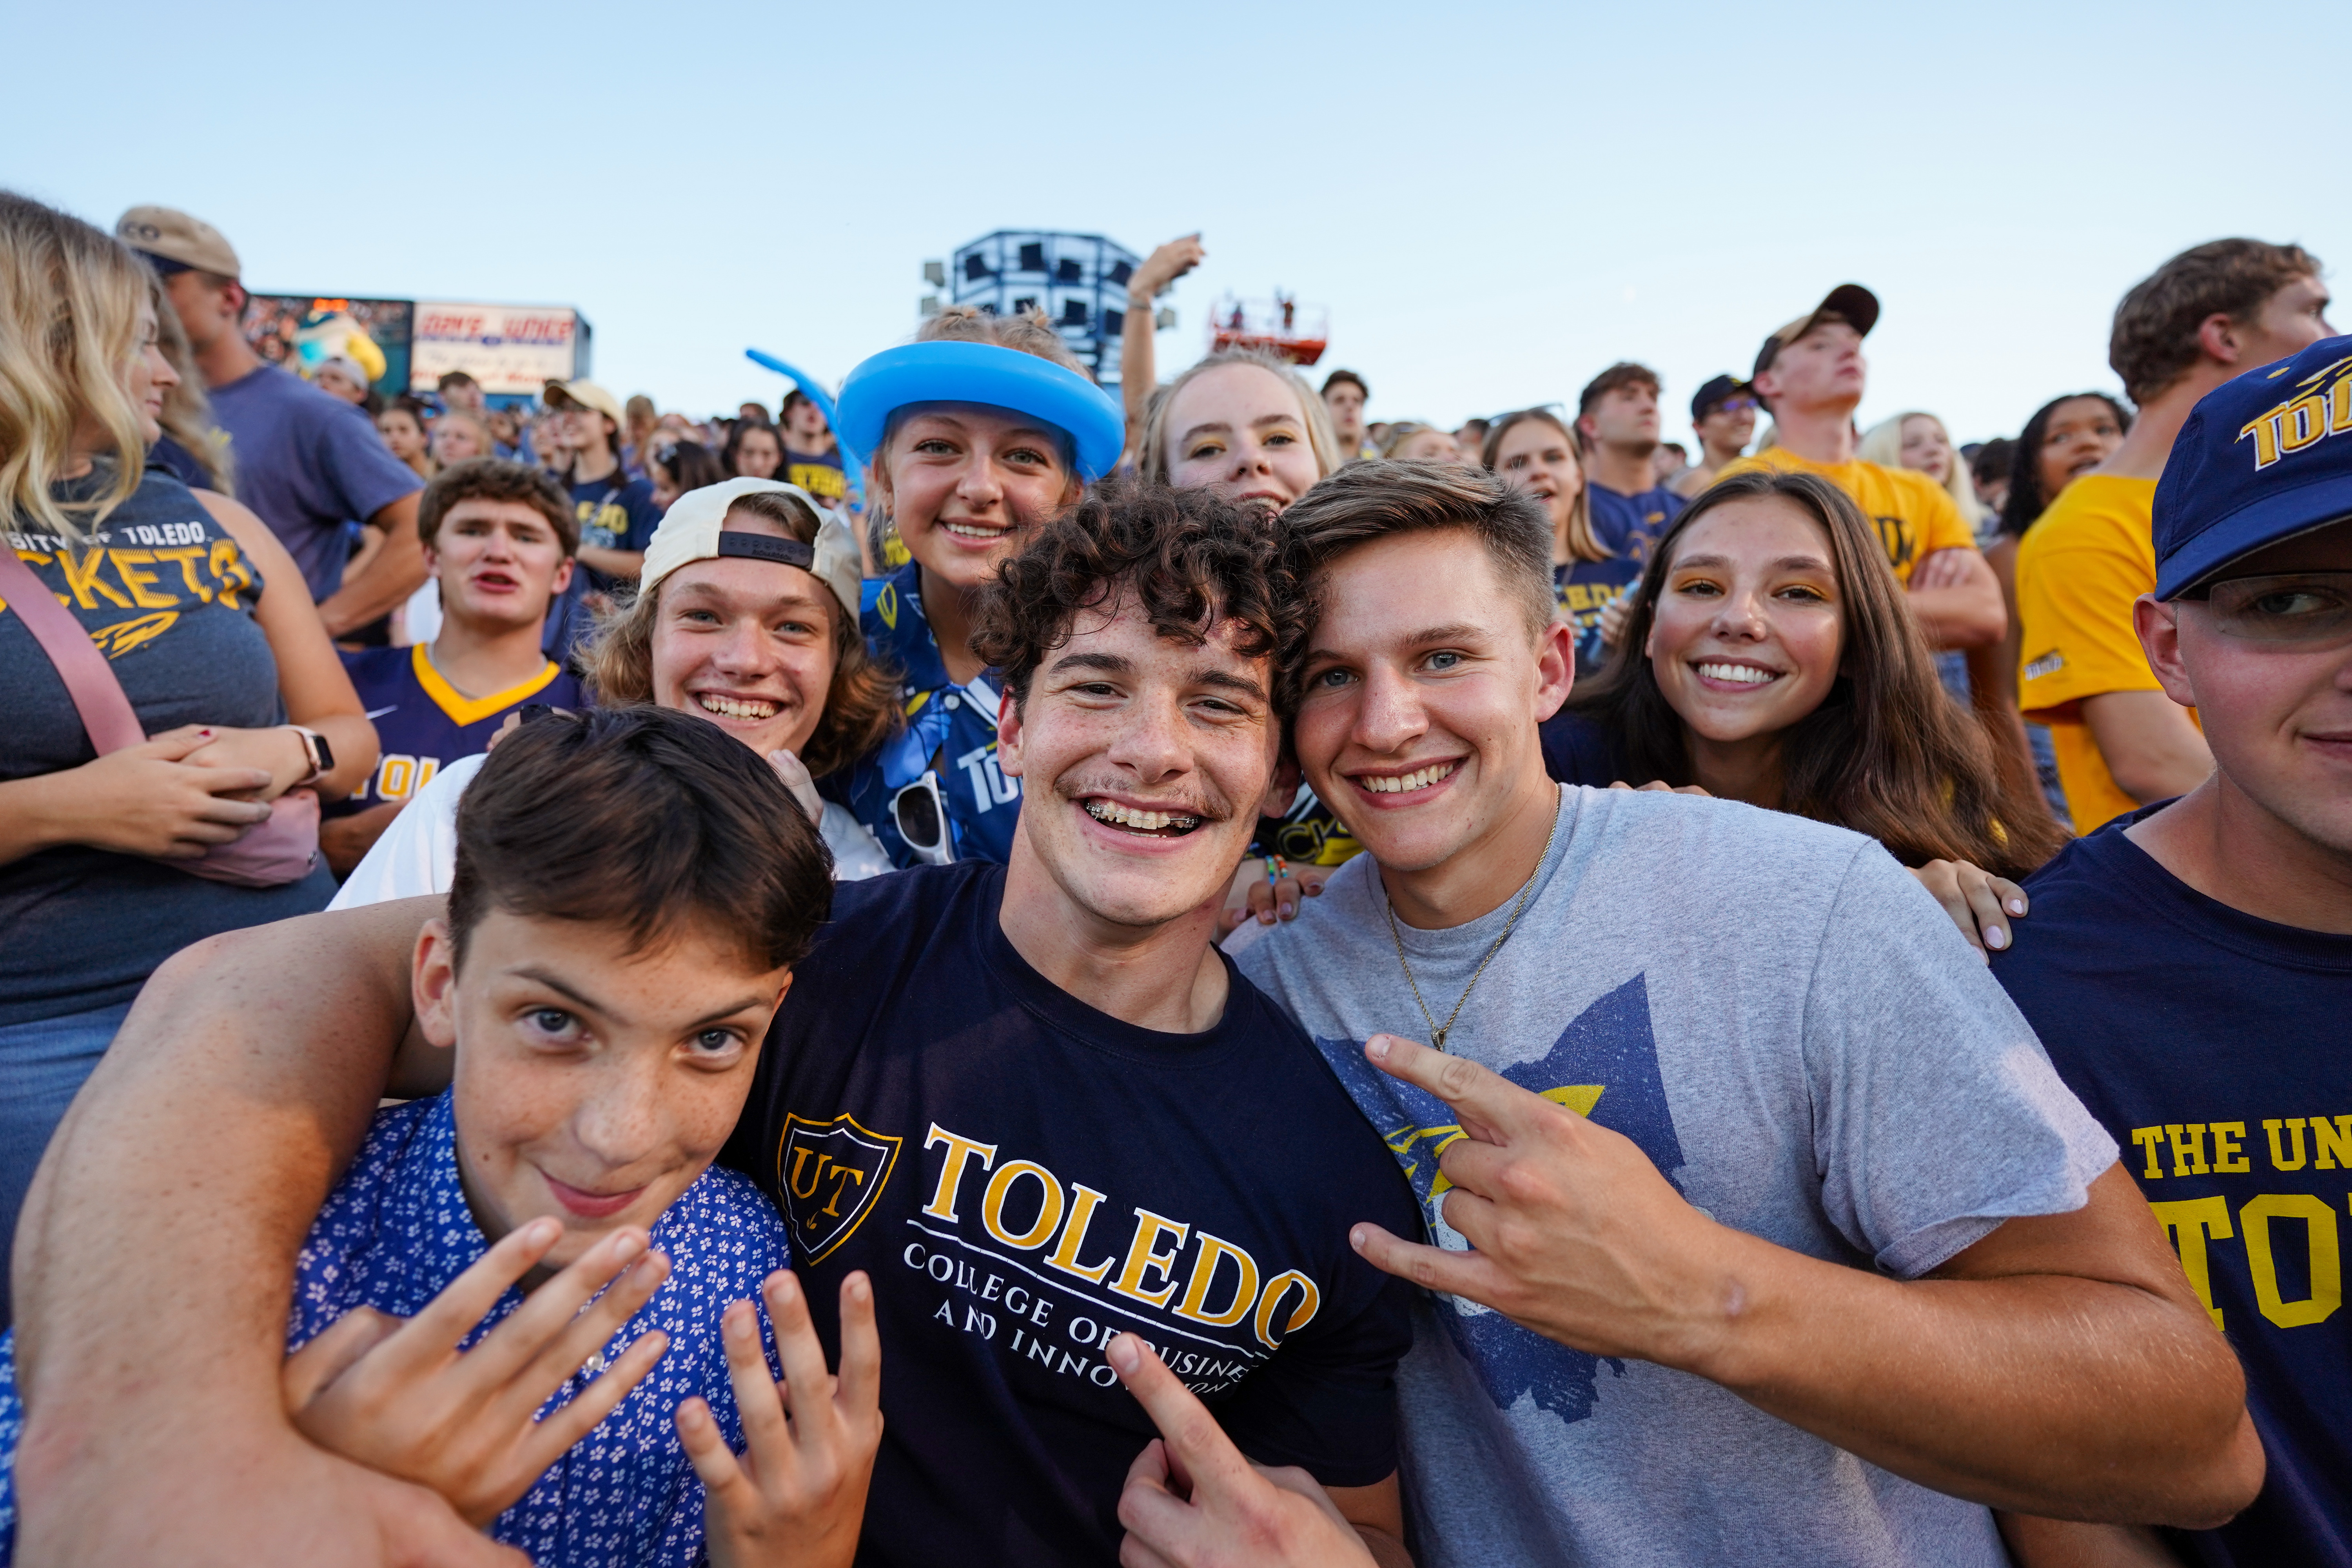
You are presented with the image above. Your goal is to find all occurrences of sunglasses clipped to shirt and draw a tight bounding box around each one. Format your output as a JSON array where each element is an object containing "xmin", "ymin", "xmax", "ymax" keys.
[{"xmin": 891, "ymin": 770, "xmax": 956, "ymax": 865}]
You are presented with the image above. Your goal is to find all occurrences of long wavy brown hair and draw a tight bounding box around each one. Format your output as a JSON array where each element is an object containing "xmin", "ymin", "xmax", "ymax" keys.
[
  {"xmin": 1566, "ymin": 468, "xmax": 2065, "ymax": 878},
  {"xmin": 583, "ymin": 488, "xmax": 900, "ymax": 779}
]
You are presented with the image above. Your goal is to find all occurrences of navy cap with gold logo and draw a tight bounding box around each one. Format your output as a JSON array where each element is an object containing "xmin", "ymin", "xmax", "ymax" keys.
[{"xmin": 2154, "ymin": 333, "xmax": 2352, "ymax": 599}]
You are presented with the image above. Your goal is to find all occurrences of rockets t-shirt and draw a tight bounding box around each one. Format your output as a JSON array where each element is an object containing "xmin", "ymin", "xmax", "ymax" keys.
[
  {"xmin": 1238, "ymin": 784, "xmax": 2118, "ymax": 1568},
  {"xmin": 721, "ymin": 862, "xmax": 1419, "ymax": 1567},
  {"xmin": 1993, "ymin": 810, "xmax": 2352, "ymax": 1568}
]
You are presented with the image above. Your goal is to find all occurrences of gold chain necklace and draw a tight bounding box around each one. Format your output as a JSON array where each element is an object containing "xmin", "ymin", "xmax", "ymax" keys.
[{"xmin": 1382, "ymin": 804, "xmax": 1560, "ymax": 1052}]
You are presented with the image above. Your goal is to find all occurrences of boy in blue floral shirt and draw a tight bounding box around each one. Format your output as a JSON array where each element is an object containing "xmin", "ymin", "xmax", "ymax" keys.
[{"xmin": 0, "ymin": 707, "xmax": 880, "ymax": 1567}]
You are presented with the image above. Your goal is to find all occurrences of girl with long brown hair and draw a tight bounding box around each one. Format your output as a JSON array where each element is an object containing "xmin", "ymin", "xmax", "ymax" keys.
[{"xmin": 1544, "ymin": 468, "xmax": 2066, "ymax": 953}]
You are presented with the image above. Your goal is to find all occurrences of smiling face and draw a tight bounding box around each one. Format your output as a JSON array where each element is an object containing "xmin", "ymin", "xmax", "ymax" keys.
[
  {"xmin": 2154, "ymin": 521, "xmax": 2352, "ymax": 856},
  {"xmin": 648, "ymin": 507, "xmax": 841, "ymax": 757},
  {"xmin": 995, "ymin": 592, "xmax": 1285, "ymax": 930},
  {"xmin": 875, "ymin": 402, "xmax": 1077, "ymax": 593},
  {"xmin": 1755, "ymin": 319, "xmax": 1866, "ymax": 419},
  {"xmin": 733, "ymin": 424, "xmax": 784, "ymax": 479},
  {"xmin": 1489, "ymin": 417, "xmax": 1583, "ymax": 543},
  {"xmin": 1292, "ymin": 530, "xmax": 1573, "ymax": 877},
  {"xmin": 426, "ymin": 497, "xmax": 573, "ymax": 635},
  {"xmin": 1898, "ymin": 414, "xmax": 1953, "ymax": 486},
  {"xmin": 415, "ymin": 910, "xmax": 789, "ymax": 1268},
  {"xmin": 2036, "ymin": 396, "xmax": 2126, "ymax": 499},
  {"xmin": 123, "ymin": 301, "xmax": 176, "ymax": 447},
  {"xmin": 1644, "ymin": 495, "xmax": 1846, "ymax": 749},
  {"xmin": 1166, "ymin": 363, "xmax": 1325, "ymax": 520}
]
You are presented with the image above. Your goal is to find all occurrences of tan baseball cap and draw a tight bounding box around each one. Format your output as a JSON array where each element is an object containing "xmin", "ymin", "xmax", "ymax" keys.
[
  {"xmin": 544, "ymin": 379, "xmax": 625, "ymax": 431},
  {"xmin": 642, "ymin": 478, "xmax": 864, "ymax": 624},
  {"xmin": 115, "ymin": 205, "xmax": 241, "ymax": 279},
  {"xmin": 1752, "ymin": 283, "xmax": 1881, "ymax": 381}
]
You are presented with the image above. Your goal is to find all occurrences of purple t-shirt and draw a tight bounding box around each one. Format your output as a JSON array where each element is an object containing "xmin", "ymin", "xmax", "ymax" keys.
[{"xmin": 208, "ymin": 365, "xmax": 422, "ymax": 603}]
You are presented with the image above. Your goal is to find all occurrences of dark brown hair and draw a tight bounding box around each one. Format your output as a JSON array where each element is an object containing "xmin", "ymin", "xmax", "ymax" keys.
[
  {"xmin": 1566, "ymin": 469, "xmax": 2064, "ymax": 878},
  {"xmin": 582, "ymin": 489, "xmax": 899, "ymax": 779},
  {"xmin": 647, "ymin": 437, "xmax": 725, "ymax": 495},
  {"xmin": 2110, "ymin": 239, "xmax": 2322, "ymax": 405},
  {"xmin": 1998, "ymin": 392, "xmax": 2133, "ymax": 537},
  {"xmin": 448, "ymin": 705, "xmax": 833, "ymax": 973},
  {"xmin": 1577, "ymin": 361, "xmax": 1661, "ymax": 417},
  {"xmin": 1321, "ymin": 368, "xmax": 1367, "ymax": 399},
  {"xmin": 419, "ymin": 458, "xmax": 577, "ymax": 554},
  {"xmin": 971, "ymin": 478, "xmax": 1290, "ymax": 711},
  {"xmin": 1275, "ymin": 460, "xmax": 1554, "ymax": 710}
]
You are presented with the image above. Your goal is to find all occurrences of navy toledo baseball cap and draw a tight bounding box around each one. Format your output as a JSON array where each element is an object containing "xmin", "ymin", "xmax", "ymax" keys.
[{"xmin": 2154, "ymin": 332, "xmax": 2352, "ymax": 599}]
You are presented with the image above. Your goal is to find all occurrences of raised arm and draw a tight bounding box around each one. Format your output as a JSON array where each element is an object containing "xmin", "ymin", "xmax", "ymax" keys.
[
  {"xmin": 6, "ymin": 896, "xmax": 508, "ymax": 1565},
  {"xmin": 1122, "ymin": 234, "xmax": 1206, "ymax": 459}
]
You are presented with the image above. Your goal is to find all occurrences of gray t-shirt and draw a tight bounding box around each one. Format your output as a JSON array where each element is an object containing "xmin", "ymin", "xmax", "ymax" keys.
[{"xmin": 1235, "ymin": 785, "xmax": 2117, "ymax": 1568}]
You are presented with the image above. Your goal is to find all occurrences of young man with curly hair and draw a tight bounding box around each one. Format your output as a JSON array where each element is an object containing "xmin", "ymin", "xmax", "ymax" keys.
[{"xmin": 10, "ymin": 484, "xmax": 1418, "ymax": 1568}]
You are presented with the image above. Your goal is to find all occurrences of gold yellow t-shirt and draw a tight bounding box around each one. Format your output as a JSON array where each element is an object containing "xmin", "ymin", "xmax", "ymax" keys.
[
  {"xmin": 1711, "ymin": 446, "xmax": 1978, "ymax": 584},
  {"xmin": 2013, "ymin": 475, "xmax": 2163, "ymax": 836}
]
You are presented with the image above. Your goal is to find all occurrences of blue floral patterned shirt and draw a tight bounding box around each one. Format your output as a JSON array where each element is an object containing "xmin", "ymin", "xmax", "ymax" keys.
[{"xmin": 0, "ymin": 1090, "xmax": 792, "ymax": 1567}]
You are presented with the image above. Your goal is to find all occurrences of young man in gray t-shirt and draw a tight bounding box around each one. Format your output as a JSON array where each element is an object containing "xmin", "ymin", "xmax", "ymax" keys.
[{"xmin": 1147, "ymin": 462, "xmax": 2259, "ymax": 1568}]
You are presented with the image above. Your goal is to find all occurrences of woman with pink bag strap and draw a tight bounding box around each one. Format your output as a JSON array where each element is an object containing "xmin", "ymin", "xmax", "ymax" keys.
[{"xmin": 0, "ymin": 194, "xmax": 377, "ymax": 1324}]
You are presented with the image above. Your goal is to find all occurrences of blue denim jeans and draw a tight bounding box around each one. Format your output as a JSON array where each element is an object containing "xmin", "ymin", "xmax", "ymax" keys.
[{"xmin": 0, "ymin": 1000, "xmax": 131, "ymax": 1328}]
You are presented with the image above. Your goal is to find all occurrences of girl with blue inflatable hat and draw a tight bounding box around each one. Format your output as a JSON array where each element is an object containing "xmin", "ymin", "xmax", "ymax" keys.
[{"xmin": 829, "ymin": 308, "xmax": 1125, "ymax": 868}]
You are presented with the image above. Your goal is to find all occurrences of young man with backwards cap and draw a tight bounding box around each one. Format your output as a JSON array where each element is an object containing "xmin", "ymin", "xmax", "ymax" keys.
[
  {"xmin": 117, "ymin": 203, "xmax": 426, "ymax": 637},
  {"xmin": 2016, "ymin": 240, "xmax": 2334, "ymax": 837},
  {"xmin": 1712, "ymin": 285, "xmax": 2005, "ymax": 652},
  {"xmin": 328, "ymin": 475, "xmax": 892, "ymax": 904},
  {"xmin": 1668, "ymin": 372, "xmax": 1758, "ymax": 498},
  {"xmin": 1992, "ymin": 333, "xmax": 2352, "ymax": 1568}
]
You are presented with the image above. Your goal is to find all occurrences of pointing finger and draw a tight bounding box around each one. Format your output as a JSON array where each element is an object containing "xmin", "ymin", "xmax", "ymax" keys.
[
  {"xmin": 1105, "ymin": 1334, "xmax": 1253, "ymax": 1495},
  {"xmin": 1349, "ymin": 1221, "xmax": 1508, "ymax": 1306},
  {"xmin": 1364, "ymin": 1034, "xmax": 1558, "ymax": 1143}
]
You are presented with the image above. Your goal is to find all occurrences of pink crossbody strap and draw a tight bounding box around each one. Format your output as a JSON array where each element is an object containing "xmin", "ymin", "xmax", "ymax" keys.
[{"xmin": 0, "ymin": 542, "xmax": 148, "ymax": 753}]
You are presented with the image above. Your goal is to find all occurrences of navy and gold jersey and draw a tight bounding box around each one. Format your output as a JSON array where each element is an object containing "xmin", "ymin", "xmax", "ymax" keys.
[
  {"xmin": 335, "ymin": 644, "xmax": 583, "ymax": 815},
  {"xmin": 1556, "ymin": 557, "xmax": 1643, "ymax": 677},
  {"xmin": 837, "ymin": 562, "xmax": 1020, "ymax": 867}
]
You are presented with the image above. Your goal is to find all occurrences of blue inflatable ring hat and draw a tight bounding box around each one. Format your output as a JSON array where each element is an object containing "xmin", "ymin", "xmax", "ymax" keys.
[{"xmin": 834, "ymin": 341, "xmax": 1126, "ymax": 483}]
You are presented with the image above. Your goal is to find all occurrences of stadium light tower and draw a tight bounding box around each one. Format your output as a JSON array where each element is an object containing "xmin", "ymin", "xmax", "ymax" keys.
[{"xmin": 926, "ymin": 230, "xmax": 1145, "ymax": 384}]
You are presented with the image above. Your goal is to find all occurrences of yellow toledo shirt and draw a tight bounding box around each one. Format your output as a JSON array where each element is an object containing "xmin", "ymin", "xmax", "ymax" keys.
[
  {"xmin": 2013, "ymin": 475, "xmax": 2166, "ymax": 837},
  {"xmin": 1711, "ymin": 446, "xmax": 1978, "ymax": 585}
]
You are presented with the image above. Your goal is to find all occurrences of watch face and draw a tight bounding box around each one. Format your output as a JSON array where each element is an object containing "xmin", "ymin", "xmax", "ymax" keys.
[{"xmin": 311, "ymin": 730, "xmax": 335, "ymax": 775}]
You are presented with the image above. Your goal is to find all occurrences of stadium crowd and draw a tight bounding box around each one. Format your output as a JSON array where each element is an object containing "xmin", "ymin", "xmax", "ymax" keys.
[{"xmin": 0, "ymin": 192, "xmax": 2346, "ymax": 1568}]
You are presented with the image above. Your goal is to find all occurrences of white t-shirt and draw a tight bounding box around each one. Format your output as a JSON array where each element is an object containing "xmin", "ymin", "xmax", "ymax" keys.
[
  {"xmin": 329, "ymin": 750, "xmax": 892, "ymax": 911},
  {"xmin": 1237, "ymin": 784, "xmax": 2117, "ymax": 1568}
]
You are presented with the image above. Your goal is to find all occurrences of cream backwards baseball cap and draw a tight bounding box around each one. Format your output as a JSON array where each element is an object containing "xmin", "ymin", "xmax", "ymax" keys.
[{"xmin": 641, "ymin": 478, "xmax": 863, "ymax": 623}]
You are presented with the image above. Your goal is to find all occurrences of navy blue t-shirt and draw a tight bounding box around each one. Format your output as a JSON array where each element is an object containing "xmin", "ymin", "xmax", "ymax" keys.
[
  {"xmin": 1538, "ymin": 708, "xmax": 1629, "ymax": 788},
  {"xmin": 1584, "ymin": 481, "xmax": 1684, "ymax": 565},
  {"xmin": 1554, "ymin": 558, "xmax": 1641, "ymax": 675},
  {"xmin": 1992, "ymin": 811, "xmax": 2352, "ymax": 1568},
  {"xmin": 721, "ymin": 862, "xmax": 1418, "ymax": 1566},
  {"xmin": 543, "ymin": 471, "xmax": 661, "ymax": 659},
  {"xmin": 207, "ymin": 365, "xmax": 423, "ymax": 605}
]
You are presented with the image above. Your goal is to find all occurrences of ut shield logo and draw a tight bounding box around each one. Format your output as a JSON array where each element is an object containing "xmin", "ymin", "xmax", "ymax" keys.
[{"xmin": 777, "ymin": 1114, "xmax": 902, "ymax": 1263}]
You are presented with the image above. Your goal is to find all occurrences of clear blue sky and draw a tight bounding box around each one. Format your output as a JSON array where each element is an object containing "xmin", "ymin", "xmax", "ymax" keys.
[{"xmin": 9, "ymin": 0, "xmax": 2344, "ymax": 446}]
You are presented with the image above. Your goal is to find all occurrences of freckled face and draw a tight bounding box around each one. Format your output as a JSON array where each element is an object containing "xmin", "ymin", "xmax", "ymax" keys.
[
  {"xmin": 415, "ymin": 911, "xmax": 791, "ymax": 1269},
  {"xmin": 874, "ymin": 403, "xmax": 1078, "ymax": 594}
]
